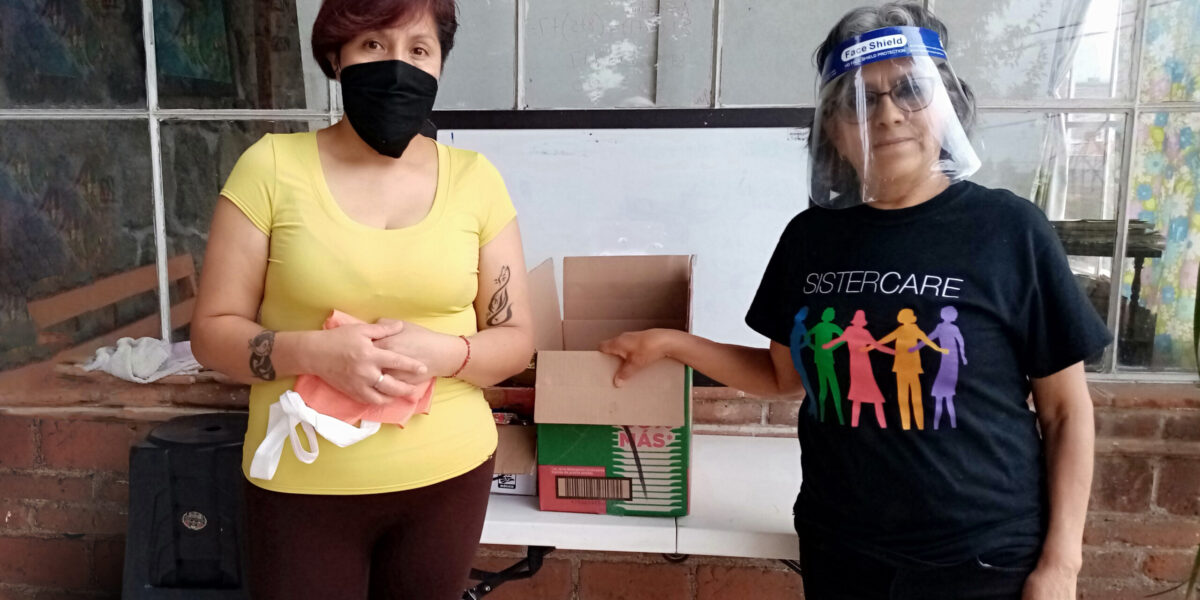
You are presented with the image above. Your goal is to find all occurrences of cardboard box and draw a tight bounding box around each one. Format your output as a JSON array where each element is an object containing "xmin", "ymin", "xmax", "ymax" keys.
[
  {"xmin": 491, "ymin": 424, "xmax": 537, "ymax": 496},
  {"xmin": 529, "ymin": 256, "xmax": 694, "ymax": 517}
]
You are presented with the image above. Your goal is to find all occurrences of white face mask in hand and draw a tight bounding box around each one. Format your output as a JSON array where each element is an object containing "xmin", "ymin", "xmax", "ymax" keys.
[
  {"xmin": 250, "ymin": 390, "xmax": 382, "ymax": 481},
  {"xmin": 248, "ymin": 310, "xmax": 436, "ymax": 481}
]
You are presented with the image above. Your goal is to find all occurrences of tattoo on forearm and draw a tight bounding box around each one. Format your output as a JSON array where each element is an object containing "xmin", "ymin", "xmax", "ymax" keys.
[
  {"xmin": 248, "ymin": 330, "xmax": 277, "ymax": 381},
  {"xmin": 486, "ymin": 265, "xmax": 514, "ymax": 327}
]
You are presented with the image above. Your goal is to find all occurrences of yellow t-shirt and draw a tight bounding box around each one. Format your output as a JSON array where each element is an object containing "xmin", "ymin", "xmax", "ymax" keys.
[{"xmin": 221, "ymin": 131, "xmax": 514, "ymax": 495}]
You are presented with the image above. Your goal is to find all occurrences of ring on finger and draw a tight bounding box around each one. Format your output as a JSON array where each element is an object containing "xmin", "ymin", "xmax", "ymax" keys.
[{"xmin": 373, "ymin": 373, "xmax": 385, "ymax": 390}]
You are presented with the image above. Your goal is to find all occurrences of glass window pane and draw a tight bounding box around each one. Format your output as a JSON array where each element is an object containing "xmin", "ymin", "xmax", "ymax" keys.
[
  {"xmin": 0, "ymin": 1, "xmax": 146, "ymax": 108},
  {"xmin": 976, "ymin": 112, "xmax": 1125, "ymax": 219},
  {"xmin": 940, "ymin": 0, "xmax": 1135, "ymax": 101},
  {"xmin": 975, "ymin": 111, "xmax": 1126, "ymax": 369},
  {"xmin": 0, "ymin": 120, "xmax": 154, "ymax": 390},
  {"xmin": 1138, "ymin": 0, "xmax": 1200, "ymax": 102},
  {"xmin": 161, "ymin": 119, "xmax": 325, "ymax": 342},
  {"xmin": 718, "ymin": 0, "xmax": 890, "ymax": 107},
  {"xmin": 155, "ymin": 0, "xmax": 329, "ymax": 110},
  {"xmin": 1119, "ymin": 111, "xmax": 1199, "ymax": 371},
  {"xmin": 524, "ymin": 0, "xmax": 716, "ymax": 108},
  {"xmin": 654, "ymin": 0, "xmax": 718, "ymax": 108},
  {"xmin": 1069, "ymin": 0, "xmax": 1136, "ymax": 100},
  {"xmin": 437, "ymin": 0, "xmax": 516, "ymax": 110}
]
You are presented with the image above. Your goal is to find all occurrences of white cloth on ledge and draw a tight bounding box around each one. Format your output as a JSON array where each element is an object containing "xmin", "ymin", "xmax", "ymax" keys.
[{"xmin": 82, "ymin": 337, "xmax": 203, "ymax": 383}]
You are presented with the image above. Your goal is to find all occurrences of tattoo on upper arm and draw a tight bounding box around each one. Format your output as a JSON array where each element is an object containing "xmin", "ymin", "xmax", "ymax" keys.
[
  {"xmin": 248, "ymin": 330, "xmax": 277, "ymax": 381},
  {"xmin": 485, "ymin": 265, "xmax": 514, "ymax": 327}
]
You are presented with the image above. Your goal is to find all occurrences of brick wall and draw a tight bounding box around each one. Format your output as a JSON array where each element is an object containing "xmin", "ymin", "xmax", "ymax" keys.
[
  {"xmin": 1079, "ymin": 384, "xmax": 1200, "ymax": 599},
  {"xmin": 0, "ymin": 381, "xmax": 1196, "ymax": 599}
]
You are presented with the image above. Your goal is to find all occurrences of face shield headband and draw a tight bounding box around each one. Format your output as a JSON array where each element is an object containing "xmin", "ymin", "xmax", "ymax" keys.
[
  {"xmin": 821, "ymin": 26, "xmax": 947, "ymax": 85},
  {"xmin": 809, "ymin": 25, "xmax": 979, "ymax": 209}
]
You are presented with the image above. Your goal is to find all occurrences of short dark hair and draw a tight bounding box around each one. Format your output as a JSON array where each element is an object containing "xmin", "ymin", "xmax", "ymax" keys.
[
  {"xmin": 311, "ymin": 0, "xmax": 459, "ymax": 79},
  {"xmin": 810, "ymin": 2, "xmax": 976, "ymax": 201}
]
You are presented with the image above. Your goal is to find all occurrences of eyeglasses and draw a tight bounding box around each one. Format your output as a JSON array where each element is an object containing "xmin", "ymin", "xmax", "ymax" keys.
[{"xmin": 829, "ymin": 76, "xmax": 937, "ymax": 123}]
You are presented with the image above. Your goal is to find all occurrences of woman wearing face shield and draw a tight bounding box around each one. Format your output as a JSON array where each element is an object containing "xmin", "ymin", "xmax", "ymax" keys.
[
  {"xmin": 190, "ymin": 1, "xmax": 535, "ymax": 597},
  {"xmin": 602, "ymin": 3, "xmax": 1108, "ymax": 598}
]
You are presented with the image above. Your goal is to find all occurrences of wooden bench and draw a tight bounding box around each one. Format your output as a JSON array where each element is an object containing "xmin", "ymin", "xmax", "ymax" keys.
[{"xmin": 0, "ymin": 254, "xmax": 198, "ymax": 387}]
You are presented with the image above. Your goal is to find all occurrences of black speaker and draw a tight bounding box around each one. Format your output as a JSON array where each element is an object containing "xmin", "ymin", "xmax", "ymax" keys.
[{"xmin": 122, "ymin": 412, "xmax": 249, "ymax": 599}]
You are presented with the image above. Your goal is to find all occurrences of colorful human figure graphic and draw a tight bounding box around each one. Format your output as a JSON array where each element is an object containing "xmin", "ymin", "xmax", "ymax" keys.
[
  {"xmin": 823, "ymin": 310, "xmax": 892, "ymax": 428},
  {"xmin": 910, "ymin": 306, "xmax": 967, "ymax": 429},
  {"xmin": 788, "ymin": 307, "xmax": 818, "ymax": 417},
  {"xmin": 865, "ymin": 308, "xmax": 948, "ymax": 431},
  {"xmin": 808, "ymin": 308, "xmax": 846, "ymax": 425}
]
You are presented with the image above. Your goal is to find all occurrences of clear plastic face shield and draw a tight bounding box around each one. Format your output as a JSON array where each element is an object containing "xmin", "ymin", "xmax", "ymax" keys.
[{"xmin": 810, "ymin": 26, "xmax": 980, "ymax": 209}]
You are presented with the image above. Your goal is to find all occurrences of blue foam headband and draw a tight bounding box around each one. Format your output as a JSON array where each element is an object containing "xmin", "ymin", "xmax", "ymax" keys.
[{"xmin": 821, "ymin": 26, "xmax": 947, "ymax": 84}]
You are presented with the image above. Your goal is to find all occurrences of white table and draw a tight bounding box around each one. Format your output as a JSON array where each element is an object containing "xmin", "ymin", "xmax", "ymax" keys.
[
  {"xmin": 481, "ymin": 494, "xmax": 679, "ymax": 553},
  {"xmin": 479, "ymin": 433, "xmax": 800, "ymax": 557},
  {"xmin": 677, "ymin": 434, "xmax": 801, "ymax": 560},
  {"xmin": 472, "ymin": 434, "xmax": 801, "ymax": 597}
]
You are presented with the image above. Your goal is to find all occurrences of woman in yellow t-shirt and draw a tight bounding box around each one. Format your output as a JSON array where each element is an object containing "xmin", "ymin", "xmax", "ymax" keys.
[{"xmin": 190, "ymin": 1, "xmax": 534, "ymax": 598}]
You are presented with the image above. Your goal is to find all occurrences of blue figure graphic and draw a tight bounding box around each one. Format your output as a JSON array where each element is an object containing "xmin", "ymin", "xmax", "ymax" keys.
[{"xmin": 789, "ymin": 307, "xmax": 818, "ymax": 417}]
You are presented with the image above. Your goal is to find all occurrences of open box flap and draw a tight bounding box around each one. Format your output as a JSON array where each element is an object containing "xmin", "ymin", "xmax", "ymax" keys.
[
  {"xmin": 562, "ymin": 318, "xmax": 687, "ymax": 351},
  {"xmin": 493, "ymin": 424, "xmax": 537, "ymax": 475},
  {"xmin": 534, "ymin": 351, "xmax": 685, "ymax": 427},
  {"xmin": 527, "ymin": 258, "xmax": 563, "ymax": 352},
  {"xmin": 563, "ymin": 255, "xmax": 693, "ymax": 322}
]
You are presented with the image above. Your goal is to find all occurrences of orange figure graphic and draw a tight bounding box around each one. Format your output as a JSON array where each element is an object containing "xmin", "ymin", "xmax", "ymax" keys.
[{"xmin": 863, "ymin": 308, "xmax": 948, "ymax": 431}]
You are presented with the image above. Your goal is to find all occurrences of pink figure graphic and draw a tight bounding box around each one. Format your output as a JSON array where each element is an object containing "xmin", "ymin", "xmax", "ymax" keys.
[
  {"xmin": 910, "ymin": 306, "xmax": 967, "ymax": 429},
  {"xmin": 823, "ymin": 310, "xmax": 893, "ymax": 428},
  {"xmin": 865, "ymin": 308, "xmax": 948, "ymax": 431}
]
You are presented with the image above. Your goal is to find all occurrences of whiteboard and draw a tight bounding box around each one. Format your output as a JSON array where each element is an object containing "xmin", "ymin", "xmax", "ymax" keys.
[{"xmin": 441, "ymin": 128, "xmax": 810, "ymax": 348}]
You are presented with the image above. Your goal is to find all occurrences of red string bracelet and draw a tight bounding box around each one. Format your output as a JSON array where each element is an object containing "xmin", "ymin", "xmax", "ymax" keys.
[{"xmin": 449, "ymin": 335, "xmax": 471, "ymax": 378}]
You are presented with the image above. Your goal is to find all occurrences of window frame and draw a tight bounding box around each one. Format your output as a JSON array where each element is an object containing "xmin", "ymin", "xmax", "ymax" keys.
[{"xmin": 2, "ymin": 0, "xmax": 1199, "ymax": 379}]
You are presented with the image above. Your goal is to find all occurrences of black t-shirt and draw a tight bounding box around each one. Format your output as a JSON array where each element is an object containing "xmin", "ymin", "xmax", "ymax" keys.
[{"xmin": 746, "ymin": 181, "xmax": 1111, "ymax": 566}]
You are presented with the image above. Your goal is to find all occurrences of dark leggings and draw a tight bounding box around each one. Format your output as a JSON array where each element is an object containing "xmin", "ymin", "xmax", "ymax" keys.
[
  {"xmin": 243, "ymin": 456, "xmax": 494, "ymax": 600},
  {"xmin": 797, "ymin": 522, "xmax": 1038, "ymax": 600}
]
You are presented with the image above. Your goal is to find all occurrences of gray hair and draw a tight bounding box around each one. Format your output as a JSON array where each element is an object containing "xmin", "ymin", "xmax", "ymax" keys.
[{"xmin": 810, "ymin": 2, "xmax": 976, "ymax": 202}]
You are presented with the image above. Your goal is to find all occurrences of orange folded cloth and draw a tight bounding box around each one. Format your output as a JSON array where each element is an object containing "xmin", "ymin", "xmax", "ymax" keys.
[{"xmin": 294, "ymin": 310, "xmax": 434, "ymax": 426}]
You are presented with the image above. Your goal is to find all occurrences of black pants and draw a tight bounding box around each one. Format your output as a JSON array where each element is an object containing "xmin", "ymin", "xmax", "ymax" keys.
[
  {"xmin": 243, "ymin": 456, "xmax": 494, "ymax": 600},
  {"xmin": 798, "ymin": 524, "xmax": 1039, "ymax": 600}
]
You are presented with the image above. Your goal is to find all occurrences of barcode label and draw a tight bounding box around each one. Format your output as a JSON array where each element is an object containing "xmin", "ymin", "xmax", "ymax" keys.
[{"xmin": 556, "ymin": 476, "xmax": 632, "ymax": 500}]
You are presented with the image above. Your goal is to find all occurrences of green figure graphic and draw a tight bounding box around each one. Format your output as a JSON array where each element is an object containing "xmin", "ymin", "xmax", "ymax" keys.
[{"xmin": 808, "ymin": 307, "xmax": 846, "ymax": 425}]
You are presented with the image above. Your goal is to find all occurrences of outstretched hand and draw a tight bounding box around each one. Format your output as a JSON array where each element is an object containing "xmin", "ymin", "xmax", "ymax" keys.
[{"xmin": 599, "ymin": 329, "xmax": 677, "ymax": 387}]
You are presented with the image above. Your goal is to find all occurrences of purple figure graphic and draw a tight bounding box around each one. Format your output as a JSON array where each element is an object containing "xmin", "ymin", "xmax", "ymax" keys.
[
  {"xmin": 910, "ymin": 306, "xmax": 967, "ymax": 429},
  {"xmin": 823, "ymin": 310, "xmax": 893, "ymax": 428}
]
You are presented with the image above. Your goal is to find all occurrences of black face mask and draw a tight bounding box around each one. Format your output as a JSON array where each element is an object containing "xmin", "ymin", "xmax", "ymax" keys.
[{"xmin": 339, "ymin": 60, "xmax": 438, "ymax": 158}]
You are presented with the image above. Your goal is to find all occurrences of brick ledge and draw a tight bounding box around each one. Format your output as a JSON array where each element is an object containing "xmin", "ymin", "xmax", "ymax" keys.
[{"xmin": 2, "ymin": 377, "xmax": 1198, "ymax": 412}]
